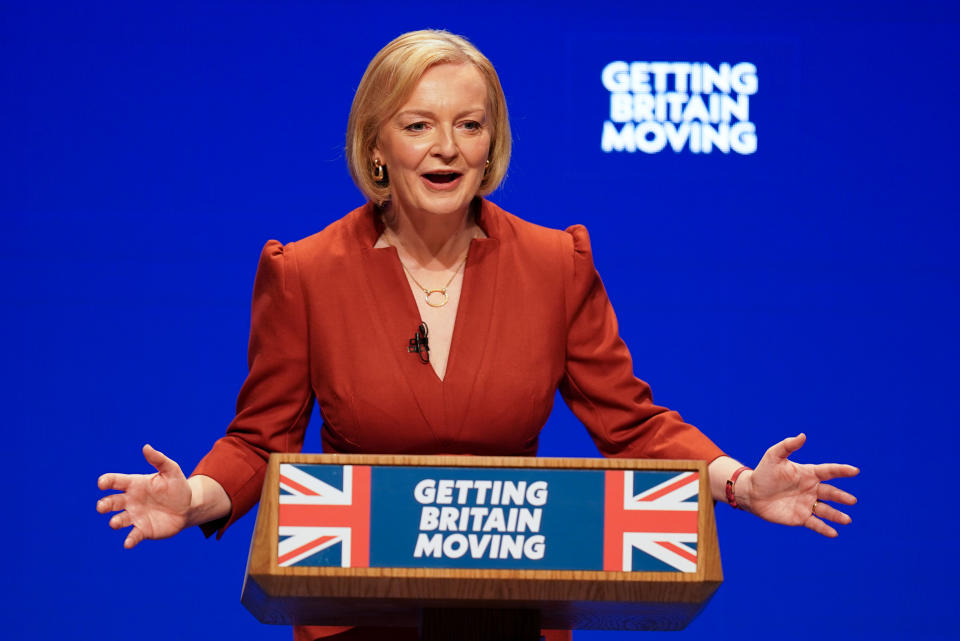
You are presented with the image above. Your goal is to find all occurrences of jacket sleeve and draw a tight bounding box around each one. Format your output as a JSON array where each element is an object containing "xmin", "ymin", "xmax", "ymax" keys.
[
  {"xmin": 558, "ymin": 224, "xmax": 724, "ymax": 462},
  {"xmin": 191, "ymin": 240, "xmax": 315, "ymax": 537}
]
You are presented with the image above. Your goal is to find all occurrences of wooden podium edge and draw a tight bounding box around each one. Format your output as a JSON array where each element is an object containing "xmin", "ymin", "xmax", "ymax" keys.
[{"xmin": 242, "ymin": 454, "xmax": 723, "ymax": 629}]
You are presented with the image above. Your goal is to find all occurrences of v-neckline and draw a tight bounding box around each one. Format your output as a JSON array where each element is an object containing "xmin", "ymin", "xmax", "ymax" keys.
[
  {"xmin": 367, "ymin": 203, "xmax": 493, "ymax": 385},
  {"xmin": 379, "ymin": 242, "xmax": 471, "ymax": 383},
  {"xmin": 355, "ymin": 199, "xmax": 503, "ymax": 445}
]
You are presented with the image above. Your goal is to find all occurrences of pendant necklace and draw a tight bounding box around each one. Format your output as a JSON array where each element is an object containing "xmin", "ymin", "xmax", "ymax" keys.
[{"xmin": 385, "ymin": 231, "xmax": 472, "ymax": 308}]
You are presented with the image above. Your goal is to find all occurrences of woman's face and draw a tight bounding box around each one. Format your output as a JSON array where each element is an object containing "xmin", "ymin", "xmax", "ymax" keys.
[{"xmin": 374, "ymin": 63, "xmax": 491, "ymax": 220}]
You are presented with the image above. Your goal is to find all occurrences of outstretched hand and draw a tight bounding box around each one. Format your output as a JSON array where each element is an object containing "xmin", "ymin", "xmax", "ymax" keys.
[
  {"xmin": 97, "ymin": 444, "xmax": 192, "ymax": 549},
  {"xmin": 740, "ymin": 433, "xmax": 859, "ymax": 537}
]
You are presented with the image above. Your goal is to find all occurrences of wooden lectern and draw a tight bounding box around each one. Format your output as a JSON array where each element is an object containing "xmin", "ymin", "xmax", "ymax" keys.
[{"xmin": 241, "ymin": 454, "xmax": 722, "ymax": 639}]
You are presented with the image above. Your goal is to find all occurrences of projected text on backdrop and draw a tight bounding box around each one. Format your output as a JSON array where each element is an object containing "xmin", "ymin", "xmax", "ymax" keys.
[{"xmin": 601, "ymin": 61, "xmax": 758, "ymax": 154}]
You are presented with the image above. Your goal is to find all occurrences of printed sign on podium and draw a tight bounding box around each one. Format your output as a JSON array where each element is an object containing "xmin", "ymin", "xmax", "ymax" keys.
[
  {"xmin": 276, "ymin": 464, "xmax": 700, "ymax": 573},
  {"xmin": 242, "ymin": 454, "xmax": 723, "ymax": 632}
]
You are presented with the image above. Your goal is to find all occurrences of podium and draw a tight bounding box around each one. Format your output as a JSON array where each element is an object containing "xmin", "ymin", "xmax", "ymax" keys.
[{"xmin": 241, "ymin": 454, "xmax": 722, "ymax": 638}]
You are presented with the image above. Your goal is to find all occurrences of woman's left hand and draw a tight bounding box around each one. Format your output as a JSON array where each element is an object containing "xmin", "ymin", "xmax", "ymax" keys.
[{"xmin": 738, "ymin": 433, "xmax": 859, "ymax": 537}]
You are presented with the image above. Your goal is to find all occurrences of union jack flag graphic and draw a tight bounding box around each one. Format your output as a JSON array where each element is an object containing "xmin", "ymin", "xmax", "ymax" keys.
[
  {"xmin": 277, "ymin": 464, "xmax": 371, "ymax": 568},
  {"xmin": 603, "ymin": 470, "xmax": 699, "ymax": 573}
]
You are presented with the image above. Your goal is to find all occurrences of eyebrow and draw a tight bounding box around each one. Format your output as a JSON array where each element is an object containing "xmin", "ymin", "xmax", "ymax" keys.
[{"xmin": 394, "ymin": 108, "xmax": 486, "ymax": 120}]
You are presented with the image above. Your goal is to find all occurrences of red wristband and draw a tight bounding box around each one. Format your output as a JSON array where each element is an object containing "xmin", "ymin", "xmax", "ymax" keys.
[{"xmin": 725, "ymin": 466, "xmax": 751, "ymax": 509}]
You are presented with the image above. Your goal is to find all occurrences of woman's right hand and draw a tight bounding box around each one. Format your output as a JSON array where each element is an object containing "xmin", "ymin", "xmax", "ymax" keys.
[{"xmin": 97, "ymin": 444, "xmax": 192, "ymax": 549}]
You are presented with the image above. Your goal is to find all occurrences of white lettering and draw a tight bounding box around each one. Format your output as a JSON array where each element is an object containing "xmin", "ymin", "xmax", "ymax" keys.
[
  {"xmin": 629, "ymin": 61, "xmax": 651, "ymax": 93},
  {"xmin": 491, "ymin": 481, "xmax": 502, "ymax": 504},
  {"xmin": 524, "ymin": 535, "xmax": 546, "ymax": 560},
  {"xmin": 436, "ymin": 480, "xmax": 454, "ymax": 504},
  {"xmin": 731, "ymin": 62, "xmax": 758, "ymax": 95},
  {"xmin": 483, "ymin": 508, "xmax": 506, "ymax": 532},
  {"xmin": 414, "ymin": 533, "xmax": 442, "ymax": 558},
  {"xmin": 419, "ymin": 506, "xmax": 439, "ymax": 530},
  {"xmin": 633, "ymin": 93, "xmax": 655, "ymax": 121},
  {"xmin": 610, "ymin": 92, "xmax": 633, "ymax": 123},
  {"xmin": 682, "ymin": 94, "xmax": 710, "ymax": 123},
  {"xmin": 649, "ymin": 62, "xmax": 671, "ymax": 92},
  {"xmin": 473, "ymin": 480, "xmax": 492, "ymax": 503},
  {"xmin": 443, "ymin": 534, "xmax": 468, "ymax": 558},
  {"xmin": 720, "ymin": 93, "xmax": 749, "ymax": 122},
  {"xmin": 730, "ymin": 122, "xmax": 757, "ymax": 154},
  {"xmin": 636, "ymin": 121, "xmax": 667, "ymax": 153},
  {"xmin": 468, "ymin": 533, "xmax": 492, "ymax": 558},
  {"xmin": 700, "ymin": 122, "xmax": 730, "ymax": 154},
  {"xmin": 602, "ymin": 121, "xmax": 636, "ymax": 152},
  {"xmin": 499, "ymin": 535, "xmax": 524, "ymax": 559},
  {"xmin": 671, "ymin": 62, "xmax": 691, "ymax": 92},
  {"xmin": 414, "ymin": 479, "xmax": 435, "ymax": 504},
  {"xmin": 601, "ymin": 61, "xmax": 629, "ymax": 92},
  {"xmin": 526, "ymin": 482, "xmax": 548, "ymax": 507},
  {"xmin": 470, "ymin": 507, "xmax": 489, "ymax": 530},
  {"xmin": 701, "ymin": 63, "xmax": 731, "ymax": 94},
  {"xmin": 517, "ymin": 508, "xmax": 542, "ymax": 533},
  {"xmin": 500, "ymin": 481, "xmax": 525, "ymax": 506},
  {"xmin": 438, "ymin": 506, "xmax": 459, "ymax": 530},
  {"xmin": 454, "ymin": 480, "xmax": 473, "ymax": 504},
  {"xmin": 664, "ymin": 122, "xmax": 691, "ymax": 152},
  {"xmin": 600, "ymin": 59, "xmax": 758, "ymax": 155},
  {"xmin": 665, "ymin": 93, "xmax": 688, "ymax": 123}
]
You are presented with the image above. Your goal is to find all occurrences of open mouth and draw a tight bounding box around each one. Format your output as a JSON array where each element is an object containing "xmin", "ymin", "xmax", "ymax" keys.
[{"xmin": 423, "ymin": 172, "xmax": 462, "ymax": 184}]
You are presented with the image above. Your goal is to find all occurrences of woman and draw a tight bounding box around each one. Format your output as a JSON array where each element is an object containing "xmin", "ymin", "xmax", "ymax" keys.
[{"xmin": 97, "ymin": 30, "xmax": 858, "ymax": 641}]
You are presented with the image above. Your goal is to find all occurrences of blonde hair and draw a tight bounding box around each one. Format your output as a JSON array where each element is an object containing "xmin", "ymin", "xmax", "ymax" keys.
[{"xmin": 346, "ymin": 30, "xmax": 511, "ymax": 204}]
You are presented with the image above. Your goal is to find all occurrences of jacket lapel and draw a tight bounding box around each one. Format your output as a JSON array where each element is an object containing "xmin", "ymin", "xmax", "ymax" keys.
[
  {"xmin": 444, "ymin": 201, "xmax": 502, "ymax": 446},
  {"xmin": 355, "ymin": 206, "xmax": 447, "ymax": 446}
]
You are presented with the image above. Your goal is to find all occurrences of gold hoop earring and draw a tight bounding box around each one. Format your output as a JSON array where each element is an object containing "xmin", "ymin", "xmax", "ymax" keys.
[
  {"xmin": 483, "ymin": 159, "xmax": 491, "ymax": 176},
  {"xmin": 372, "ymin": 159, "xmax": 385, "ymax": 183}
]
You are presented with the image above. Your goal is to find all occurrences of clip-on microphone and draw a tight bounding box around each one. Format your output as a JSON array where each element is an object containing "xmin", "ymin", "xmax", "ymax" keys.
[{"xmin": 407, "ymin": 322, "xmax": 430, "ymax": 364}]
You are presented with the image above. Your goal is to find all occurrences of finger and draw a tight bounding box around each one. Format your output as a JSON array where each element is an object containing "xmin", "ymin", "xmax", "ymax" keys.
[
  {"xmin": 767, "ymin": 432, "xmax": 806, "ymax": 461},
  {"xmin": 804, "ymin": 514, "xmax": 838, "ymax": 538},
  {"xmin": 98, "ymin": 473, "xmax": 131, "ymax": 491},
  {"xmin": 814, "ymin": 463, "xmax": 860, "ymax": 482},
  {"xmin": 109, "ymin": 511, "xmax": 133, "ymax": 530},
  {"xmin": 817, "ymin": 483, "xmax": 857, "ymax": 506},
  {"xmin": 97, "ymin": 494, "xmax": 126, "ymax": 514},
  {"xmin": 813, "ymin": 501, "xmax": 852, "ymax": 526},
  {"xmin": 142, "ymin": 444, "xmax": 182, "ymax": 477},
  {"xmin": 124, "ymin": 527, "xmax": 144, "ymax": 549}
]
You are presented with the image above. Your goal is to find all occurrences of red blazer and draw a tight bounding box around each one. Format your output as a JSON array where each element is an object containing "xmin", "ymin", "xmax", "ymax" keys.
[{"xmin": 192, "ymin": 199, "xmax": 724, "ymax": 640}]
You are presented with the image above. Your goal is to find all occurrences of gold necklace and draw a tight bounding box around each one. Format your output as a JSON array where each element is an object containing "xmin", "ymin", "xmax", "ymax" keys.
[{"xmin": 384, "ymin": 231, "xmax": 472, "ymax": 308}]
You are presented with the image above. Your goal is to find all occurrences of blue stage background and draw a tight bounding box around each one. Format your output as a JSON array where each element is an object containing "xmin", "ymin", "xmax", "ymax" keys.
[{"xmin": 3, "ymin": 1, "xmax": 957, "ymax": 638}]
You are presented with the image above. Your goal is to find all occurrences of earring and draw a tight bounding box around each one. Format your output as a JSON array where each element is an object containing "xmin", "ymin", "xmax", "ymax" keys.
[
  {"xmin": 372, "ymin": 159, "xmax": 385, "ymax": 183},
  {"xmin": 483, "ymin": 159, "xmax": 491, "ymax": 176}
]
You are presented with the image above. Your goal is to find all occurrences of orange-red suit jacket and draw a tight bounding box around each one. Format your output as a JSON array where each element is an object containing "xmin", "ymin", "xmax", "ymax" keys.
[{"xmin": 192, "ymin": 199, "xmax": 724, "ymax": 640}]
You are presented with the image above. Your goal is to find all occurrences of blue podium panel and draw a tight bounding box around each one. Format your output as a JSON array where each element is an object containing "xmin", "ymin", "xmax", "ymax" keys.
[{"xmin": 276, "ymin": 463, "xmax": 700, "ymax": 573}]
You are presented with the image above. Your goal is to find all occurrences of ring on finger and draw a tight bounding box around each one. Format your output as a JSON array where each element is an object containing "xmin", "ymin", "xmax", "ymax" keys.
[{"xmin": 811, "ymin": 500, "xmax": 819, "ymax": 516}]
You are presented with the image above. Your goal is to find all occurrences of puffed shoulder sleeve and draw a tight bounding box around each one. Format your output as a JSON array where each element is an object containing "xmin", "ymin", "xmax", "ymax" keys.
[
  {"xmin": 191, "ymin": 240, "xmax": 315, "ymax": 538},
  {"xmin": 559, "ymin": 224, "xmax": 724, "ymax": 462}
]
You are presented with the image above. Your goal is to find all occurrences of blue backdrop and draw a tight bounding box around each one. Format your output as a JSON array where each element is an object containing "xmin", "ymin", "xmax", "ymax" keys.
[{"xmin": 3, "ymin": 1, "xmax": 957, "ymax": 639}]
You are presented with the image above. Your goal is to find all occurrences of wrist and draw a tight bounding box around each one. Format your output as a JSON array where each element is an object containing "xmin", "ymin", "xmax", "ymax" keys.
[
  {"xmin": 725, "ymin": 465, "xmax": 752, "ymax": 510},
  {"xmin": 185, "ymin": 474, "xmax": 231, "ymax": 528},
  {"xmin": 734, "ymin": 470, "xmax": 754, "ymax": 512},
  {"xmin": 185, "ymin": 475, "xmax": 206, "ymax": 528}
]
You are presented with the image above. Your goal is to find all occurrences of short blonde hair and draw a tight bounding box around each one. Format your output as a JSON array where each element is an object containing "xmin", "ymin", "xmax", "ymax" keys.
[{"xmin": 346, "ymin": 30, "xmax": 511, "ymax": 204}]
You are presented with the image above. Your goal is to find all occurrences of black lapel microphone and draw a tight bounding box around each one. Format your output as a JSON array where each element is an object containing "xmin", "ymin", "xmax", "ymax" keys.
[{"xmin": 407, "ymin": 322, "xmax": 430, "ymax": 364}]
